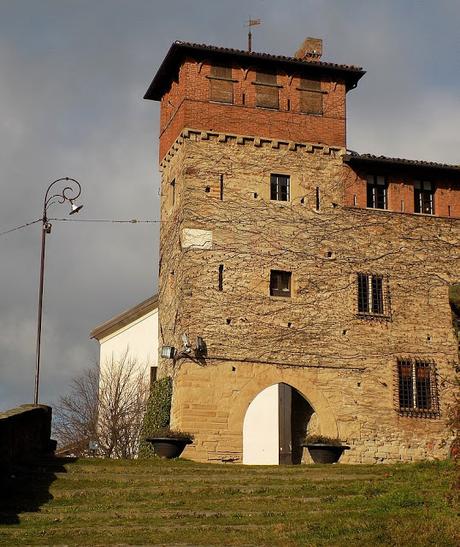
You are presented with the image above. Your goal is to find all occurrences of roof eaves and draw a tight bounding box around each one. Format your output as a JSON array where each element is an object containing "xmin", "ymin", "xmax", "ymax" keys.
[
  {"xmin": 144, "ymin": 41, "xmax": 365, "ymax": 101},
  {"xmin": 343, "ymin": 153, "xmax": 460, "ymax": 173},
  {"xmin": 90, "ymin": 294, "xmax": 158, "ymax": 341}
]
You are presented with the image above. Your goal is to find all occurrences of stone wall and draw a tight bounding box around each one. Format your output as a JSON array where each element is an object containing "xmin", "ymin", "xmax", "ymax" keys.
[
  {"xmin": 0, "ymin": 404, "xmax": 54, "ymax": 471},
  {"xmin": 158, "ymin": 130, "xmax": 458, "ymax": 464}
]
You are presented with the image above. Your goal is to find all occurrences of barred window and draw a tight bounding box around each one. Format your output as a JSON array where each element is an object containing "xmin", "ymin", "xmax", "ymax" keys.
[
  {"xmin": 367, "ymin": 175, "xmax": 387, "ymax": 209},
  {"xmin": 270, "ymin": 270, "xmax": 291, "ymax": 297},
  {"xmin": 209, "ymin": 65, "xmax": 234, "ymax": 104},
  {"xmin": 357, "ymin": 273, "xmax": 389, "ymax": 317},
  {"xmin": 397, "ymin": 359, "xmax": 439, "ymax": 417},
  {"xmin": 255, "ymin": 71, "xmax": 279, "ymax": 109},
  {"xmin": 270, "ymin": 174, "xmax": 290, "ymax": 202},
  {"xmin": 299, "ymin": 78, "xmax": 323, "ymax": 115},
  {"xmin": 414, "ymin": 180, "xmax": 435, "ymax": 215}
]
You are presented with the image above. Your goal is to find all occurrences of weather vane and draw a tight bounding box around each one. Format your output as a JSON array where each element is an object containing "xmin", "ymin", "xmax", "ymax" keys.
[{"xmin": 246, "ymin": 18, "xmax": 261, "ymax": 52}]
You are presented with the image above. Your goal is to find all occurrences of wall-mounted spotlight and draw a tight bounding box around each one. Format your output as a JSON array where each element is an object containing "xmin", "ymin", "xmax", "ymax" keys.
[{"xmin": 161, "ymin": 345, "xmax": 176, "ymax": 359}]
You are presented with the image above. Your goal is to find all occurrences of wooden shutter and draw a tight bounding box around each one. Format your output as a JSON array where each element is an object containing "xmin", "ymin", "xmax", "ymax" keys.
[
  {"xmin": 209, "ymin": 66, "xmax": 233, "ymax": 104},
  {"xmin": 299, "ymin": 78, "xmax": 322, "ymax": 114},
  {"xmin": 255, "ymin": 72, "xmax": 279, "ymax": 109}
]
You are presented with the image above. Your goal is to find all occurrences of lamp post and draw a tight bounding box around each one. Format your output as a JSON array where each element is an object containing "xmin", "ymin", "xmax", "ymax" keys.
[{"xmin": 34, "ymin": 177, "xmax": 83, "ymax": 405}]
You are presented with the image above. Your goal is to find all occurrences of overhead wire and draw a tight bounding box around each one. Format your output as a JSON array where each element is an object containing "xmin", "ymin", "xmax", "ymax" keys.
[{"xmin": 0, "ymin": 218, "xmax": 42, "ymax": 237}]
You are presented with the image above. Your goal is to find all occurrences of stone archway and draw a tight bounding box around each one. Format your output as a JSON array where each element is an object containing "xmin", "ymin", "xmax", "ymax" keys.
[{"xmin": 242, "ymin": 382, "xmax": 315, "ymax": 465}]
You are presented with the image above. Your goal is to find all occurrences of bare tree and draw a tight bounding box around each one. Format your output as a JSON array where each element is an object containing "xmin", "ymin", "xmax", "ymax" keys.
[{"xmin": 54, "ymin": 351, "xmax": 149, "ymax": 458}]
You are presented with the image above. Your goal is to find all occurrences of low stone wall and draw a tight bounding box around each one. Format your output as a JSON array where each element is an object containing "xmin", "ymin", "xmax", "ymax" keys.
[{"xmin": 0, "ymin": 404, "xmax": 54, "ymax": 471}]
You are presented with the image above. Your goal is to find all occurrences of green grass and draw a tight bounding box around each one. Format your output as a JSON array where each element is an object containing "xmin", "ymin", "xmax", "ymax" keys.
[{"xmin": 0, "ymin": 458, "xmax": 458, "ymax": 546}]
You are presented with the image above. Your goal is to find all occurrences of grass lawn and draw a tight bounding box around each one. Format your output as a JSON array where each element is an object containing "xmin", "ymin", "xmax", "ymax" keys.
[{"xmin": 0, "ymin": 457, "xmax": 458, "ymax": 546}]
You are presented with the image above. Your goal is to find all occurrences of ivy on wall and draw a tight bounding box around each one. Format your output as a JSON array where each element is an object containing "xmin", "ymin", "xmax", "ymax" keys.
[{"xmin": 138, "ymin": 377, "xmax": 173, "ymax": 458}]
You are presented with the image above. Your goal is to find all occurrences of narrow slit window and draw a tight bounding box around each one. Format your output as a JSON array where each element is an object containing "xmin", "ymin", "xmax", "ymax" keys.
[
  {"xmin": 315, "ymin": 187, "xmax": 320, "ymax": 210},
  {"xmin": 218, "ymin": 264, "xmax": 224, "ymax": 291},
  {"xmin": 219, "ymin": 174, "xmax": 224, "ymax": 201},
  {"xmin": 170, "ymin": 179, "xmax": 176, "ymax": 206},
  {"xmin": 270, "ymin": 270, "xmax": 291, "ymax": 297},
  {"xmin": 270, "ymin": 174, "xmax": 290, "ymax": 202}
]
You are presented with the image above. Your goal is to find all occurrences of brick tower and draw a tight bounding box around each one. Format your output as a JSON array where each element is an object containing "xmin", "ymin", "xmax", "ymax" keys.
[{"xmin": 145, "ymin": 40, "xmax": 459, "ymax": 464}]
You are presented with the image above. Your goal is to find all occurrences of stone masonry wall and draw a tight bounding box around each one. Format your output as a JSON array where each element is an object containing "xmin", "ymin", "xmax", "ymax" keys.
[{"xmin": 158, "ymin": 129, "xmax": 458, "ymax": 464}]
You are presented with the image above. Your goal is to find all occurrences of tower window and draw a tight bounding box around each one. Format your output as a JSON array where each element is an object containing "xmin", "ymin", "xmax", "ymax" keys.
[
  {"xmin": 366, "ymin": 175, "xmax": 387, "ymax": 209},
  {"xmin": 209, "ymin": 65, "xmax": 234, "ymax": 104},
  {"xmin": 218, "ymin": 264, "xmax": 224, "ymax": 291},
  {"xmin": 270, "ymin": 270, "xmax": 291, "ymax": 297},
  {"xmin": 255, "ymin": 71, "xmax": 279, "ymax": 109},
  {"xmin": 270, "ymin": 174, "xmax": 290, "ymax": 202},
  {"xmin": 170, "ymin": 178, "xmax": 176, "ymax": 206},
  {"xmin": 414, "ymin": 180, "xmax": 435, "ymax": 215},
  {"xmin": 397, "ymin": 359, "xmax": 439, "ymax": 417},
  {"xmin": 357, "ymin": 273, "xmax": 389, "ymax": 317},
  {"xmin": 298, "ymin": 78, "xmax": 323, "ymax": 115}
]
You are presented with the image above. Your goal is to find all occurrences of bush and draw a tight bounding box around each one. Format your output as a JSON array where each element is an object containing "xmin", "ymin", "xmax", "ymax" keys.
[
  {"xmin": 304, "ymin": 434, "xmax": 343, "ymax": 446},
  {"xmin": 138, "ymin": 376, "xmax": 173, "ymax": 458}
]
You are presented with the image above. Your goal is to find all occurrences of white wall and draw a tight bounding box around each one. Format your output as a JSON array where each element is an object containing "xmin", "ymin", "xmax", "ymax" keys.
[
  {"xmin": 243, "ymin": 384, "xmax": 280, "ymax": 465},
  {"xmin": 98, "ymin": 308, "xmax": 158, "ymax": 383}
]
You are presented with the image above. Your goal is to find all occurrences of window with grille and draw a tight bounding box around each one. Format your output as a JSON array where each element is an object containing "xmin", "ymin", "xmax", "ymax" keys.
[
  {"xmin": 299, "ymin": 77, "xmax": 323, "ymax": 115},
  {"xmin": 357, "ymin": 273, "xmax": 389, "ymax": 317},
  {"xmin": 367, "ymin": 175, "xmax": 387, "ymax": 209},
  {"xmin": 270, "ymin": 174, "xmax": 290, "ymax": 201},
  {"xmin": 270, "ymin": 270, "xmax": 291, "ymax": 297},
  {"xmin": 209, "ymin": 65, "xmax": 234, "ymax": 104},
  {"xmin": 255, "ymin": 71, "xmax": 279, "ymax": 109},
  {"xmin": 397, "ymin": 359, "xmax": 439, "ymax": 417},
  {"xmin": 414, "ymin": 180, "xmax": 435, "ymax": 214}
]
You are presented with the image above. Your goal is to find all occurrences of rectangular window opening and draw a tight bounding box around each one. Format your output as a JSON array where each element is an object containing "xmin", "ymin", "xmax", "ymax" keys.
[
  {"xmin": 315, "ymin": 187, "xmax": 320, "ymax": 210},
  {"xmin": 150, "ymin": 366, "xmax": 158, "ymax": 387},
  {"xmin": 299, "ymin": 78, "xmax": 323, "ymax": 115},
  {"xmin": 366, "ymin": 175, "xmax": 387, "ymax": 209},
  {"xmin": 209, "ymin": 65, "xmax": 234, "ymax": 104},
  {"xmin": 219, "ymin": 174, "xmax": 224, "ymax": 201},
  {"xmin": 397, "ymin": 359, "xmax": 438, "ymax": 416},
  {"xmin": 255, "ymin": 71, "xmax": 279, "ymax": 109},
  {"xmin": 357, "ymin": 273, "xmax": 388, "ymax": 317},
  {"xmin": 170, "ymin": 179, "xmax": 176, "ymax": 206},
  {"xmin": 270, "ymin": 270, "xmax": 291, "ymax": 297},
  {"xmin": 270, "ymin": 174, "xmax": 290, "ymax": 202},
  {"xmin": 414, "ymin": 180, "xmax": 435, "ymax": 215}
]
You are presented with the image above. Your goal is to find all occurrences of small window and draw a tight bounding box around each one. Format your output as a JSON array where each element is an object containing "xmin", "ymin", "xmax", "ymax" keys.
[
  {"xmin": 170, "ymin": 179, "xmax": 176, "ymax": 206},
  {"xmin": 209, "ymin": 65, "xmax": 234, "ymax": 104},
  {"xmin": 218, "ymin": 264, "xmax": 224, "ymax": 291},
  {"xmin": 299, "ymin": 78, "xmax": 322, "ymax": 115},
  {"xmin": 397, "ymin": 359, "xmax": 439, "ymax": 417},
  {"xmin": 150, "ymin": 366, "xmax": 158, "ymax": 386},
  {"xmin": 366, "ymin": 175, "xmax": 387, "ymax": 209},
  {"xmin": 270, "ymin": 174, "xmax": 290, "ymax": 202},
  {"xmin": 255, "ymin": 71, "xmax": 279, "ymax": 109},
  {"xmin": 357, "ymin": 273, "xmax": 389, "ymax": 317},
  {"xmin": 414, "ymin": 180, "xmax": 435, "ymax": 214},
  {"xmin": 270, "ymin": 270, "xmax": 291, "ymax": 297}
]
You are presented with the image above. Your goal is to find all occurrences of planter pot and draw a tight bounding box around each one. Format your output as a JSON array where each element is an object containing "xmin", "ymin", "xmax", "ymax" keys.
[
  {"xmin": 303, "ymin": 443, "xmax": 350, "ymax": 464},
  {"xmin": 146, "ymin": 437, "xmax": 192, "ymax": 459}
]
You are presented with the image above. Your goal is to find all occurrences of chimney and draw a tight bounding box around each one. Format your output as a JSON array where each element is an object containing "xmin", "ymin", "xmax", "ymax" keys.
[{"xmin": 294, "ymin": 37, "xmax": 323, "ymax": 61}]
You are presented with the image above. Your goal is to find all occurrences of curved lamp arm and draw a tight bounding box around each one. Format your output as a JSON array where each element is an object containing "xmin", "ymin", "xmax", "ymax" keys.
[{"xmin": 43, "ymin": 177, "xmax": 82, "ymax": 219}]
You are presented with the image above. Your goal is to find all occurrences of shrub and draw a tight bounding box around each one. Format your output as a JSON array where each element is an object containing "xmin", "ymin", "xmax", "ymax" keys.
[
  {"xmin": 138, "ymin": 376, "xmax": 173, "ymax": 457},
  {"xmin": 304, "ymin": 434, "xmax": 343, "ymax": 446},
  {"xmin": 147, "ymin": 427, "xmax": 194, "ymax": 441}
]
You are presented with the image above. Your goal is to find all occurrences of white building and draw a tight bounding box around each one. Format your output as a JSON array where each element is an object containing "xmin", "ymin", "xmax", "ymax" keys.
[{"xmin": 90, "ymin": 295, "xmax": 158, "ymax": 385}]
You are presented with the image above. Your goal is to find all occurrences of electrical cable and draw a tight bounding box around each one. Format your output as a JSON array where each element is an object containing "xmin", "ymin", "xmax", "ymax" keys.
[{"xmin": 0, "ymin": 218, "xmax": 42, "ymax": 237}]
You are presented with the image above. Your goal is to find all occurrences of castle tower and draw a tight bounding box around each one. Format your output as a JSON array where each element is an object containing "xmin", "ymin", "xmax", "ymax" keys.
[{"xmin": 145, "ymin": 40, "xmax": 458, "ymax": 464}]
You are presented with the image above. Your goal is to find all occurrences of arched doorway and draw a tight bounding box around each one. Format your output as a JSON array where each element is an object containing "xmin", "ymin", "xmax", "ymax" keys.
[{"xmin": 243, "ymin": 383, "xmax": 314, "ymax": 465}]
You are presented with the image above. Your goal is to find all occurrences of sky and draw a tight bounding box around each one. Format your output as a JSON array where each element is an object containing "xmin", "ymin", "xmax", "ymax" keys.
[{"xmin": 0, "ymin": 0, "xmax": 459, "ymax": 411}]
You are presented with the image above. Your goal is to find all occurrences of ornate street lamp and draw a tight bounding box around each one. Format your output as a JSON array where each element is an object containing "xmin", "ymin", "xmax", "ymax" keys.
[{"xmin": 34, "ymin": 177, "xmax": 83, "ymax": 404}]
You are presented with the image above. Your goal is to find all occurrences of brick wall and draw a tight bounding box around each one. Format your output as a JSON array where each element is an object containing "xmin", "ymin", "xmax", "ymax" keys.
[{"xmin": 159, "ymin": 59, "xmax": 347, "ymax": 160}]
